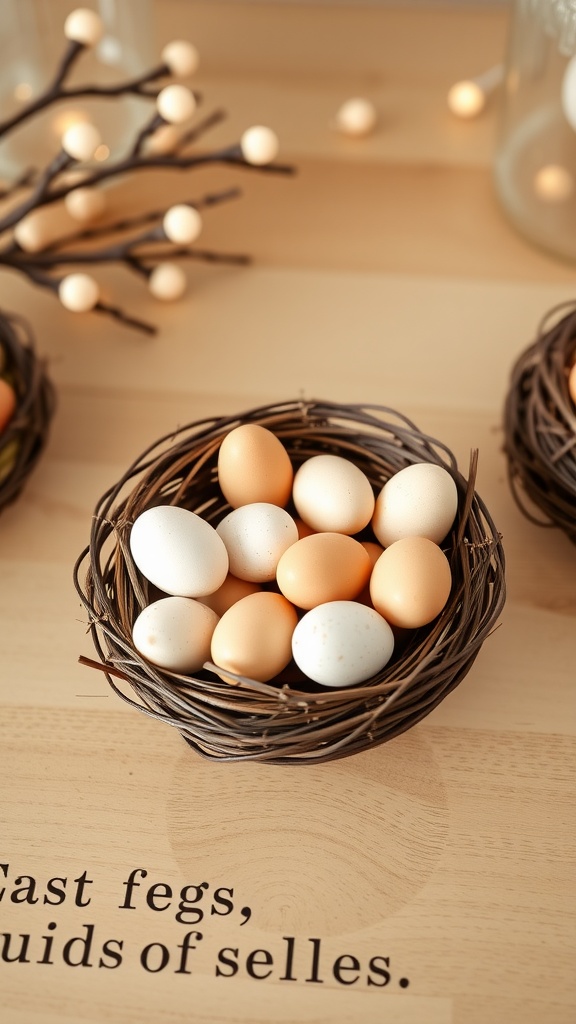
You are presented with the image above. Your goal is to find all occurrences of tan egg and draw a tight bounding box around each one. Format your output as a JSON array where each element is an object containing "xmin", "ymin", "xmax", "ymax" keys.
[
  {"xmin": 294, "ymin": 517, "xmax": 316, "ymax": 539},
  {"xmin": 217, "ymin": 423, "xmax": 293, "ymax": 508},
  {"xmin": 0, "ymin": 378, "xmax": 17, "ymax": 433},
  {"xmin": 370, "ymin": 536, "xmax": 452, "ymax": 629},
  {"xmin": 356, "ymin": 540, "xmax": 384, "ymax": 606},
  {"xmin": 292, "ymin": 454, "xmax": 375, "ymax": 534},
  {"xmin": 201, "ymin": 573, "xmax": 262, "ymax": 617},
  {"xmin": 276, "ymin": 532, "xmax": 372, "ymax": 610},
  {"xmin": 132, "ymin": 596, "xmax": 219, "ymax": 674},
  {"xmin": 210, "ymin": 591, "xmax": 298, "ymax": 683}
]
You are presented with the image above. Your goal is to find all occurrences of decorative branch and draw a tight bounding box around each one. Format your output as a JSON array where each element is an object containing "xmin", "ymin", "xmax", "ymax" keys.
[{"xmin": 0, "ymin": 8, "xmax": 295, "ymax": 334}]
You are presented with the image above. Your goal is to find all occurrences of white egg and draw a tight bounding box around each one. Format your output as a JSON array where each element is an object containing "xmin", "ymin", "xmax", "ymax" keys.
[
  {"xmin": 130, "ymin": 504, "xmax": 229, "ymax": 597},
  {"xmin": 132, "ymin": 596, "xmax": 218, "ymax": 673},
  {"xmin": 216, "ymin": 503, "xmax": 298, "ymax": 582},
  {"xmin": 372, "ymin": 462, "xmax": 458, "ymax": 547},
  {"xmin": 292, "ymin": 601, "xmax": 395, "ymax": 688},
  {"xmin": 292, "ymin": 454, "xmax": 375, "ymax": 535}
]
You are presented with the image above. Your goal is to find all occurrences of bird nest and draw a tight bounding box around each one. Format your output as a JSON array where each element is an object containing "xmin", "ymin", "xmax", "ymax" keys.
[
  {"xmin": 503, "ymin": 301, "xmax": 576, "ymax": 545},
  {"xmin": 73, "ymin": 399, "xmax": 505, "ymax": 765},
  {"xmin": 0, "ymin": 310, "xmax": 56, "ymax": 515}
]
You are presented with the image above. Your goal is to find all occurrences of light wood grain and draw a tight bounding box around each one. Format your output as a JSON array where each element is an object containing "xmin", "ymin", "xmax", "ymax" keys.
[{"xmin": 1, "ymin": 3, "xmax": 575, "ymax": 1023}]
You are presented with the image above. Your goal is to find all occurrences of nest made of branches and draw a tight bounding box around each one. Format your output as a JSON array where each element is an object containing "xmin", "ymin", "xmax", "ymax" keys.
[
  {"xmin": 503, "ymin": 300, "xmax": 576, "ymax": 545},
  {"xmin": 73, "ymin": 398, "xmax": 506, "ymax": 765},
  {"xmin": 0, "ymin": 310, "xmax": 56, "ymax": 515}
]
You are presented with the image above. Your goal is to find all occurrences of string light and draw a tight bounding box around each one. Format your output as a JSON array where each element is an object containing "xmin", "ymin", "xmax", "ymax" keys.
[
  {"xmin": 447, "ymin": 64, "xmax": 504, "ymax": 119},
  {"xmin": 334, "ymin": 98, "xmax": 378, "ymax": 137}
]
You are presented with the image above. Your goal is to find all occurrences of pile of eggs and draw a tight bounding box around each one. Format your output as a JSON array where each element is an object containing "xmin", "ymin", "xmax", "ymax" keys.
[{"xmin": 128, "ymin": 423, "xmax": 459, "ymax": 689}]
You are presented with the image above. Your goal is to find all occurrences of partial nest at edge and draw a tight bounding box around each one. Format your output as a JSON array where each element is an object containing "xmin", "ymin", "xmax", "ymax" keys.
[
  {"xmin": 0, "ymin": 309, "xmax": 57, "ymax": 515},
  {"xmin": 503, "ymin": 300, "xmax": 576, "ymax": 545}
]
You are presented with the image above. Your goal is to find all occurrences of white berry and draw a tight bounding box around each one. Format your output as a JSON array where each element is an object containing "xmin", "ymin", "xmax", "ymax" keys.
[
  {"xmin": 161, "ymin": 40, "xmax": 199, "ymax": 78},
  {"xmin": 149, "ymin": 263, "xmax": 187, "ymax": 301},
  {"xmin": 59, "ymin": 273, "xmax": 100, "ymax": 312},
  {"xmin": 62, "ymin": 122, "xmax": 101, "ymax": 162},
  {"xmin": 64, "ymin": 186, "xmax": 107, "ymax": 223},
  {"xmin": 156, "ymin": 84, "xmax": 196, "ymax": 124},
  {"xmin": 64, "ymin": 8, "xmax": 104, "ymax": 47},
  {"xmin": 240, "ymin": 126, "xmax": 279, "ymax": 165},
  {"xmin": 163, "ymin": 205, "xmax": 202, "ymax": 244},
  {"xmin": 335, "ymin": 98, "xmax": 377, "ymax": 137},
  {"xmin": 146, "ymin": 124, "xmax": 181, "ymax": 154}
]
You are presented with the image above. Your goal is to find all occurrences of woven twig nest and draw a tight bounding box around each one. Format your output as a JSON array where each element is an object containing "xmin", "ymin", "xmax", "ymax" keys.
[
  {"xmin": 73, "ymin": 399, "xmax": 505, "ymax": 765},
  {"xmin": 503, "ymin": 301, "xmax": 576, "ymax": 545},
  {"xmin": 0, "ymin": 309, "xmax": 56, "ymax": 515}
]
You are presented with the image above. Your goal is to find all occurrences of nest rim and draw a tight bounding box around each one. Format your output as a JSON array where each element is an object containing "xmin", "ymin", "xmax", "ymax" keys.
[{"xmin": 73, "ymin": 398, "xmax": 506, "ymax": 765}]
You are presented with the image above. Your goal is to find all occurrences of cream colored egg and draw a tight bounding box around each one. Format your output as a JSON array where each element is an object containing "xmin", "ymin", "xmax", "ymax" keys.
[
  {"xmin": 372, "ymin": 462, "xmax": 458, "ymax": 547},
  {"xmin": 276, "ymin": 532, "xmax": 372, "ymax": 610},
  {"xmin": 292, "ymin": 601, "xmax": 394, "ymax": 688},
  {"xmin": 216, "ymin": 503, "xmax": 298, "ymax": 582},
  {"xmin": 217, "ymin": 423, "xmax": 293, "ymax": 508},
  {"xmin": 370, "ymin": 536, "xmax": 452, "ymax": 629},
  {"xmin": 130, "ymin": 504, "xmax": 229, "ymax": 597},
  {"xmin": 292, "ymin": 454, "xmax": 375, "ymax": 534},
  {"xmin": 132, "ymin": 596, "xmax": 218, "ymax": 673},
  {"xmin": 211, "ymin": 591, "xmax": 298, "ymax": 683},
  {"xmin": 201, "ymin": 574, "xmax": 261, "ymax": 617}
]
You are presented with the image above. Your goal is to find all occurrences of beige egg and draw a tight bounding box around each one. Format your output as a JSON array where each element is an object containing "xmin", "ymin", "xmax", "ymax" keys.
[
  {"xmin": 132, "ymin": 596, "xmax": 218, "ymax": 674},
  {"xmin": 372, "ymin": 462, "xmax": 458, "ymax": 547},
  {"xmin": 292, "ymin": 454, "xmax": 375, "ymax": 534},
  {"xmin": 370, "ymin": 536, "xmax": 452, "ymax": 629},
  {"xmin": 276, "ymin": 532, "xmax": 372, "ymax": 610},
  {"xmin": 210, "ymin": 591, "xmax": 298, "ymax": 683},
  {"xmin": 216, "ymin": 503, "xmax": 298, "ymax": 582},
  {"xmin": 356, "ymin": 540, "xmax": 384, "ymax": 606},
  {"xmin": 201, "ymin": 574, "xmax": 262, "ymax": 617},
  {"xmin": 217, "ymin": 423, "xmax": 293, "ymax": 508}
]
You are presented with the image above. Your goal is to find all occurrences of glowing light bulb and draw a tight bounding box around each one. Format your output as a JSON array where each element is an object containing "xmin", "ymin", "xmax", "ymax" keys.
[
  {"xmin": 62, "ymin": 122, "xmax": 101, "ymax": 161},
  {"xmin": 533, "ymin": 164, "xmax": 574, "ymax": 202},
  {"xmin": 240, "ymin": 126, "xmax": 279, "ymax": 166},
  {"xmin": 163, "ymin": 205, "xmax": 202, "ymax": 245},
  {"xmin": 335, "ymin": 98, "xmax": 378, "ymax": 137},
  {"xmin": 64, "ymin": 8, "xmax": 104, "ymax": 47},
  {"xmin": 447, "ymin": 64, "xmax": 504, "ymax": 119},
  {"xmin": 156, "ymin": 84, "xmax": 196, "ymax": 125},
  {"xmin": 65, "ymin": 186, "xmax": 107, "ymax": 223},
  {"xmin": 161, "ymin": 40, "xmax": 199, "ymax": 78},
  {"xmin": 149, "ymin": 263, "xmax": 187, "ymax": 301},
  {"xmin": 59, "ymin": 273, "xmax": 100, "ymax": 312}
]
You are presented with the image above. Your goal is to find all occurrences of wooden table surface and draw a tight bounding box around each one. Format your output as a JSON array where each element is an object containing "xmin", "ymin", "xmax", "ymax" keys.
[{"xmin": 1, "ymin": 3, "xmax": 574, "ymax": 1023}]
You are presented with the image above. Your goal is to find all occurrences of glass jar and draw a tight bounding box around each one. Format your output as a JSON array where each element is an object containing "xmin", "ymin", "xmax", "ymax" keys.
[
  {"xmin": 494, "ymin": 0, "xmax": 576, "ymax": 263},
  {"xmin": 0, "ymin": 0, "xmax": 154, "ymax": 178}
]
